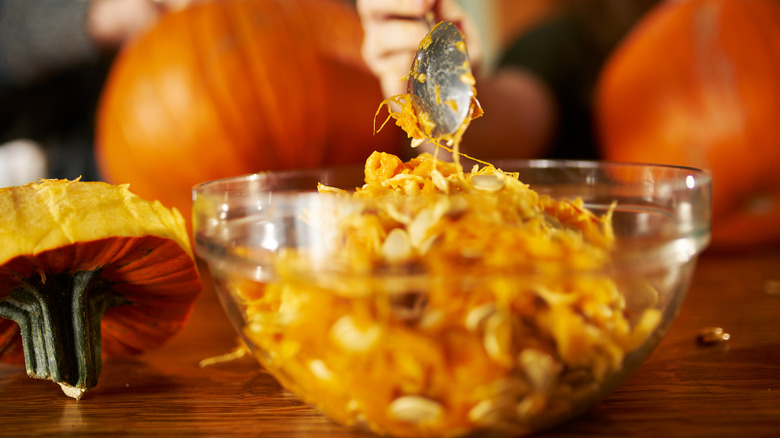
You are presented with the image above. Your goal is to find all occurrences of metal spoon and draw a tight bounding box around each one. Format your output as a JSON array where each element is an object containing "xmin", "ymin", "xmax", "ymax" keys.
[{"xmin": 407, "ymin": 21, "xmax": 475, "ymax": 140}]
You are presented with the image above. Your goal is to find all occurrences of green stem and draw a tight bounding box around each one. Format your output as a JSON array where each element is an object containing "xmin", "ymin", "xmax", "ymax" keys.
[{"xmin": 0, "ymin": 270, "xmax": 128, "ymax": 398}]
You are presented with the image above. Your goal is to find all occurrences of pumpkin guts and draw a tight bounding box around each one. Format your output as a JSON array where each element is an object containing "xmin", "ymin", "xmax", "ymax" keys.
[
  {"xmin": 224, "ymin": 151, "xmax": 661, "ymax": 436},
  {"xmin": 375, "ymin": 93, "xmax": 483, "ymax": 168}
]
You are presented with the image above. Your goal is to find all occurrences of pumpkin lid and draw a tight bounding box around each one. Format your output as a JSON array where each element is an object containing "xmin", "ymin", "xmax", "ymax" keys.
[{"xmin": 0, "ymin": 179, "xmax": 201, "ymax": 399}]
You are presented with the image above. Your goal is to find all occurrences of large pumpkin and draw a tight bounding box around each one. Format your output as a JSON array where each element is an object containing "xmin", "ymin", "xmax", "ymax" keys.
[
  {"xmin": 595, "ymin": 0, "xmax": 780, "ymax": 249},
  {"xmin": 96, "ymin": 0, "xmax": 399, "ymax": 223}
]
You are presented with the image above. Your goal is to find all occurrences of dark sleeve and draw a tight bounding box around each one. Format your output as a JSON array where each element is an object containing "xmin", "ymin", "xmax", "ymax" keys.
[
  {"xmin": 498, "ymin": 12, "xmax": 607, "ymax": 160},
  {"xmin": 0, "ymin": 0, "xmax": 99, "ymax": 91}
]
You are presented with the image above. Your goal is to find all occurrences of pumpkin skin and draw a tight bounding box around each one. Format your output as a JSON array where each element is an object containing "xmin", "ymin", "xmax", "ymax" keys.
[
  {"xmin": 0, "ymin": 179, "xmax": 201, "ymax": 398},
  {"xmin": 96, "ymin": 0, "xmax": 399, "ymax": 224},
  {"xmin": 594, "ymin": 0, "xmax": 780, "ymax": 250}
]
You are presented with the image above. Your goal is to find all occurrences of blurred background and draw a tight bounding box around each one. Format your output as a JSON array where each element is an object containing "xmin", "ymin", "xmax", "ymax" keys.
[
  {"xmin": 0, "ymin": 0, "xmax": 654, "ymax": 186},
  {"xmin": 1, "ymin": 0, "xmax": 777, "ymax": 250}
]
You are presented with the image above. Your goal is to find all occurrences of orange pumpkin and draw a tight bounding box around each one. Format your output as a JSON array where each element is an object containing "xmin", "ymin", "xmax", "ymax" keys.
[
  {"xmin": 96, "ymin": 0, "xmax": 399, "ymax": 224},
  {"xmin": 595, "ymin": 0, "xmax": 780, "ymax": 250}
]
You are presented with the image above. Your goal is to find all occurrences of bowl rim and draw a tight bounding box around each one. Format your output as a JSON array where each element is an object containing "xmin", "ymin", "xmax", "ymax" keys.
[
  {"xmin": 191, "ymin": 159, "xmax": 713, "ymax": 192},
  {"xmin": 192, "ymin": 159, "xmax": 713, "ymax": 279}
]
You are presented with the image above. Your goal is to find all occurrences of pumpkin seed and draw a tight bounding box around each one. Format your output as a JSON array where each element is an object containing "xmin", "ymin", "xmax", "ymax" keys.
[
  {"xmin": 465, "ymin": 303, "xmax": 497, "ymax": 332},
  {"xmin": 410, "ymin": 137, "xmax": 426, "ymax": 149},
  {"xmin": 417, "ymin": 234, "xmax": 439, "ymax": 255},
  {"xmin": 515, "ymin": 393, "xmax": 547, "ymax": 420},
  {"xmin": 467, "ymin": 398, "xmax": 513, "ymax": 426},
  {"xmin": 382, "ymin": 228, "xmax": 413, "ymax": 262},
  {"xmin": 408, "ymin": 204, "xmax": 447, "ymax": 250},
  {"xmin": 405, "ymin": 179, "xmax": 421, "ymax": 195},
  {"xmin": 518, "ymin": 348, "xmax": 559, "ymax": 394},
  {"xmin": 419, "ymin": 308, "xmax": 444, "ymax": 330},
  {"xmin": 408, "ymin": 208, "xmax": 434, "ymax": 248},
  {"xmin": 317, "ymin": 185, "xmax": 347, "ymax": 195},
  {"xmin": 443, "ymin": 196, "xmax": 469, "ymax": 219},
  {"xmin": 433, "ymin": 196, "xmax": 454, "ymax": 219},
  {"xmin": 387, "ymin": 395, "xmax": 444, "ymax": 424},
  {"xmin": 385, "ymin": 203, "xmax": 412, "ymax": 225},
  {"xmin": 431, "ymin": 169, "xmax": 449, "ymax": 193},
  {"xmin": 309, "ymin": 359, "xmax": 334, "ymax": 381},
  {"xmin": 330, "ymin": 315, "xmax": 382, "ymax": 352},
  {"xmin": 696, "ymin": 327, "xmax": 730, "ymax": 346},
  {"xmin": 483, "ymin": 312, "xmax": 514, "ymax": 367},
  {"xmin": 471, "ymin": 174, "xmax": 505, "ymax": 192},
  {"xmin": 386, "ymin": 173, "xmax": 420, "ymax": 184}
]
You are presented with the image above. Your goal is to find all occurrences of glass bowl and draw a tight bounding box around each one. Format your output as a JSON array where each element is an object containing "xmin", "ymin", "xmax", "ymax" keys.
[{"xmin": 192, "ymin": 159, "xmax": 711, "ymax": 437}]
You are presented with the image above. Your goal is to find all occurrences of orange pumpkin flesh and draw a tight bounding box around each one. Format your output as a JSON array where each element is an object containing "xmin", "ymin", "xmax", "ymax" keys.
[
  {"xmin": 595, "ymin": 0, "xmax": 780, "ymax": 249},
  {"xmin": 96, "ymin": 0, "xmax": 399, "ymax": 225},
  {"xmin": 0, "ymin": 179, "xmax": 201, "ymax": 399}
]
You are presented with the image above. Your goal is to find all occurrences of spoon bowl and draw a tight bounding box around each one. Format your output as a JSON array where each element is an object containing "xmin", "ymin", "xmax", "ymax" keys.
[{"xmin": 408, "ymin": 21, "xmax": 475, "ymax": 139}]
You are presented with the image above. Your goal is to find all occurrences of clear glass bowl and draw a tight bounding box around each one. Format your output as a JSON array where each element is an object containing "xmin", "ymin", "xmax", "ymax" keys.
[{"xmin": 192, "ymin": 160, "xmax": 711, "ymax": 437}]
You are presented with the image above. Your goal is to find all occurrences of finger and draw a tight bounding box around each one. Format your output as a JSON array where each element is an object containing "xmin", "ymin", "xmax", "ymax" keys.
[
  {"xmin": 363, "ymin": 18, "xmax": 428, "ymax": 61},
  {"xmin": 432, "ymin": 0, "xmax": 483, "ymax": 71},
  {"xmin": 376, "ymin": 53, "xmax": 417, "ymax": 97},
  {"xmin": 432, "ymin": 0, "xmax": 468, "ymax": 32},
  {"xmin": 357, "ymin": 0, "xmax": 436, "ymax": 20},
  {"xmin": 152, "ymin": 0, "xmax": 194, "ymax": 12},
  {"xmin": 362, "ymin": 18, "xmax": 428, "ymax": 95}
]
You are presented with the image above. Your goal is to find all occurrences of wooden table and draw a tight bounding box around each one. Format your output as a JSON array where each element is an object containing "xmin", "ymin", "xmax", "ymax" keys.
[{"xmin": 1, "ymin": 249, "xmax": 779, "ymax": 437}]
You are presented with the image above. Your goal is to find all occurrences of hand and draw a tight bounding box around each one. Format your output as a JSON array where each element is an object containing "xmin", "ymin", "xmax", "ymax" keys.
[
  {"xmin": 357, "ymin": 0, "xmax": 482, "ymax": 98},
  {"xmin": 87, "ymin": 0, "xmax": 195, "ymax": 49}
]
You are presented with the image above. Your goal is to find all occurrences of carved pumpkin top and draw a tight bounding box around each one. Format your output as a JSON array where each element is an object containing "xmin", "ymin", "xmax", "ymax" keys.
[{"xmin": 0, "ymin": 179, "xmax": 201, "ymax": 398}]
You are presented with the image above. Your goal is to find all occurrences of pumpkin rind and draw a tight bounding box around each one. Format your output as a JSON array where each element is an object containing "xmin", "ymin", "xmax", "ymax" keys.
[{"xmin": 0, "ymin": 179, "xmax": 201, "ymax": 398}]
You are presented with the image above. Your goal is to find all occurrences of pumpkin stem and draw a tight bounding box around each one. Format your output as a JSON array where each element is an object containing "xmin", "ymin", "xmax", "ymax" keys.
[{"xmin": 0, "ymin": 270, "xmax": 128, "ymax": 399}]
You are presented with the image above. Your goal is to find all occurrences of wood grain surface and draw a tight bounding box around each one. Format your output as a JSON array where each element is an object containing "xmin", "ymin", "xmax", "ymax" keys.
[{"xmin": 1, "ymin": 249, "xmax": 778, "ymax": 437}]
